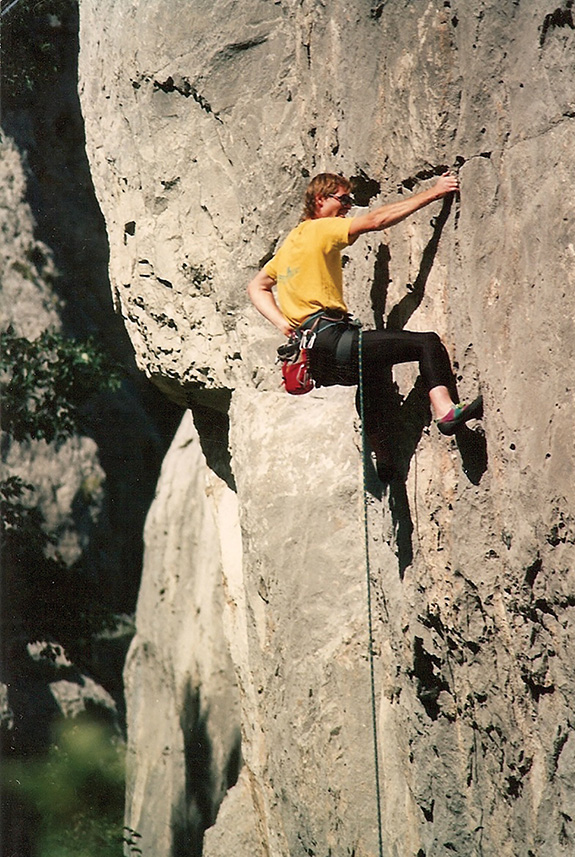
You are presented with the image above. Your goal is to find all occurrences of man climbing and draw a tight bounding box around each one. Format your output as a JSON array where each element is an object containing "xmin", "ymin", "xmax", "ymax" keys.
[{"xmin": 247, "ymin": 170, "xmax": 483, "ymax": 481}]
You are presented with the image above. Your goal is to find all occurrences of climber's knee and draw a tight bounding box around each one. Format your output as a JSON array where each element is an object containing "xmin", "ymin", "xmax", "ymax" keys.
[
  {"xmin": 419, "ymin": 331, "xmax": 453, "ymax": 390},
  {"xmin": 421, "ymin": 331, "xmax": 442, "ymax": 351},
  {"xmin": 420, "ymin": 331, "xmax": 448, "ymax": 362}
]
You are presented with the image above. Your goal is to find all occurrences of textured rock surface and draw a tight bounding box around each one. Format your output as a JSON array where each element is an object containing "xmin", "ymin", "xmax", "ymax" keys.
[
  {"xmin": 78, "ymin": 1, "xmax": 575, "ymax": 855},
  {"xmin": 123, "ymin": 413, "xmax": 241, "ymax": 856},
  {"xmin": 0, "ymin": 137, "xmax": 62, "ymax": 338}
]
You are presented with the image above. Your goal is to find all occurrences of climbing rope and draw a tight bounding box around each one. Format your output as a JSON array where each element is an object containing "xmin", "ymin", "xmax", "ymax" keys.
[
  {"xmin": 1, "ymin": 0, "xmax": 24, "ymax": 18},
  {"xmin": 357, "ymin": 329, "xmax": 385, "ymax": 857}
]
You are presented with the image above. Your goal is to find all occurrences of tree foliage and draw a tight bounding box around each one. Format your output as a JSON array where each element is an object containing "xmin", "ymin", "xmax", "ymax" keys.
[
  {"xmin": 2, "ymin": 717, "xmax": 127, "ymax": 857},
  {"xmin": 1, "ymin": 326, "xmax": 122, "ymax": 443}
]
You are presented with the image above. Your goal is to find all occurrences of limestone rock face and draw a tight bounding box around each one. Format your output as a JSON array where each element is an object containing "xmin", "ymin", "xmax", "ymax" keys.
[
  {"xmin": 78, "ymin": 2, "xmax": 575, "ymax": 855},
  {"xmin": 123, "ymin": 413, "xmax": 241, "ymax": 856},
  {"xmin": 0, "ymin": 137, "xmax": 61, "ymax": 339}
]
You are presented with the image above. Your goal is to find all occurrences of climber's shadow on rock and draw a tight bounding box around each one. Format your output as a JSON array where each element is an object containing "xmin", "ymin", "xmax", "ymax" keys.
[
  {"xmin": 365, "ymin": 195, "xmax": 488, "ymax": 577},
  {"xmin": 455, "ymin": 425, "xmax": 488, "ymax": 485}
]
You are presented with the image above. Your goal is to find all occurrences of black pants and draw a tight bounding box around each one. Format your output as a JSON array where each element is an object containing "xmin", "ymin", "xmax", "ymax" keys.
[{"xmin": 308, "ymin": 320, "xmax": 454, "ymax": 441}]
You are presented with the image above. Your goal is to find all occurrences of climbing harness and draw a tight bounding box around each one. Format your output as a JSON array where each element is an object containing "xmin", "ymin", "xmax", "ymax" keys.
[
  {"xmin": 358, "ymin": 329, "xmax": 385, "ymax": 857},
  {"xmin": 276, "ymin": 310, "xmax": 330, "ymax": 396},
  {"xmin": 276, "ymin": 310, "xmax": 361, "ymax": 395},
  {"xmin": 276, "ymin": 315, "xmax": 322, "ymax": 395},
  {"xmin": 278, "ymin": 338, "xmax": 315, "ymax": 395}
]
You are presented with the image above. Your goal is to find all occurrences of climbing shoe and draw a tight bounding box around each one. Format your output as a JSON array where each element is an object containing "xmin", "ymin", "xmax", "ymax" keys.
[{"xmin": 436, "ymin": 395, "xmax": 483, "ymax": 436}]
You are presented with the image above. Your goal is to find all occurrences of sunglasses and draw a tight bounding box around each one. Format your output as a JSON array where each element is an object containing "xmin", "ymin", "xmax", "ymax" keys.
[{"xmin": 328, "ymin": 193, "xmax": 355, "ymax": 207}]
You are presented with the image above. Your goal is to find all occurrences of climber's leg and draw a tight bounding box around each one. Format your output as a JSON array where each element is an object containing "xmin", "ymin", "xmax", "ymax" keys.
[
  {"xmin": 360, "ymin": 329, "xmax": 480, "ymax": 473},
  {"xmin": 361, "ymin": 329, "xmax": 452, "ymax": 386},
  {"xmin": 429, "ymin": 385, "xmax": 455, "ymax": 420}
]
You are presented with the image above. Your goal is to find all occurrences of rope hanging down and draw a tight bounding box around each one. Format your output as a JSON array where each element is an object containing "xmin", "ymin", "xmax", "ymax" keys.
[
  {"xmin": 358, "ymin": 329, "xmax": 385, "ymax": 857},
  {"xmin": 1, "ymin": 0, "xmax": 24, "ymax": 18}
]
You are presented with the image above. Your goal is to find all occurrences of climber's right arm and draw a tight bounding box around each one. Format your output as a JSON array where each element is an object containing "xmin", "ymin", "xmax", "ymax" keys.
[
  {"xmin": 247, "ymin": 270, "xmax": 292, "ymax": 337},
  {"xmin": 348, "ymin": 172, "xmax": 459, "ymax": 239}
]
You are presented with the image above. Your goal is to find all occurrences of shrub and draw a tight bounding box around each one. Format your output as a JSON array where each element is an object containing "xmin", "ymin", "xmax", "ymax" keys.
[{"xmin": 1, "ymin": 325, "xmax": 122, "ymax": 443}]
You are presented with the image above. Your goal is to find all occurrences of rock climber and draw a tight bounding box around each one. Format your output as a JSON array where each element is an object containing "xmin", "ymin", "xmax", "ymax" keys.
[{"xmin": 247, "ymin": 170, "xmax": 483, "ymax": 481}]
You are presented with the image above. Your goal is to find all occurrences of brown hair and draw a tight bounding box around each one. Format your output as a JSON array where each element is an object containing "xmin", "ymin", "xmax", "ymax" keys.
[{"xmin": 301, "ymin": 173, "xmax": 351, "ymax": 220}]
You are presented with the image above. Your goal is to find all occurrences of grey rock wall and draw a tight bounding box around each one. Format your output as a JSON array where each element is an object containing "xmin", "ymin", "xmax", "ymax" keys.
[
  {"xmin": 78, "ymin": 1, "xmax": 575, "ymax": 855},
  {"xmin": 123, "ymin": 413, "xmax": 241, "ymax": 856}
]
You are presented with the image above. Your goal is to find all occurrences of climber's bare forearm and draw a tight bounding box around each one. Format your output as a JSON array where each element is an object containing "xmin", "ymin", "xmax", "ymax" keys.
[
  {"xmin": 349, "ymin": 171, "xmax": 459, "ymax": 239},
  {"xmin": 247, "ymin": 270, "xmax": 292, "ymax": 336}
]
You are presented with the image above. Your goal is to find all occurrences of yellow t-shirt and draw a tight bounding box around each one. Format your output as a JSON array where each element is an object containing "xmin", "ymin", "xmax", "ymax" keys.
[{"xmin": 264, "ymin": 217, "xmax": 352, "ymax": 327}]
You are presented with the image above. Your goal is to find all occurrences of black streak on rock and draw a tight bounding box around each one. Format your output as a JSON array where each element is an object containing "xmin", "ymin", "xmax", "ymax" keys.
[{"xmin": 540, "ymin": 3, "xmax": 574, "ymax": 48}]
